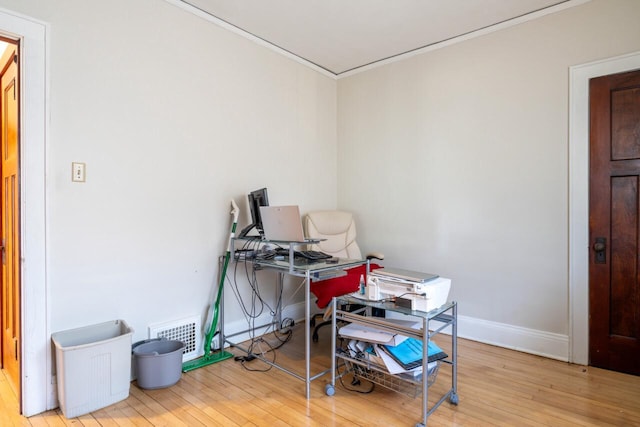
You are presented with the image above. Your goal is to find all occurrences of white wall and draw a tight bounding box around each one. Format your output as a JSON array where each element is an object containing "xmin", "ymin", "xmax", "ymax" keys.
[
  {"xmin": 0, "ymin": 0, "xmax": 337, "ymax": 412},
  {"xmin": 337, "ymin": 0, "xmax": 640, "ymax": 359}
]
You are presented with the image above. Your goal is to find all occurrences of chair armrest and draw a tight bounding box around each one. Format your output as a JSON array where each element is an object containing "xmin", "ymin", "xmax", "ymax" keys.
[{"xmin": 366, "ymin": 251, "xmax": 384, "ymax": 260}]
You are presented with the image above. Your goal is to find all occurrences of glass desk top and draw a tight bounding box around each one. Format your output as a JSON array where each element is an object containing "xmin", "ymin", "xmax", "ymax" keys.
[
  {"xmin": 337, "ymin": 294, "xmax": 455, "ymax": 319},
  {"xmin": 234, "ymin": 235, "xmax": 367, "ymax": 277},
  {"xmin": 255, "ymin": 256, "xmax": 367, "ymax": 277}
]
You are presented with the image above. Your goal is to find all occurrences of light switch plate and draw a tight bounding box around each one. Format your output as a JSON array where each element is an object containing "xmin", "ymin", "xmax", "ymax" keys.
[{"xmin": 72, "ymin": 162, "xmax": 86, "ymax": 182}]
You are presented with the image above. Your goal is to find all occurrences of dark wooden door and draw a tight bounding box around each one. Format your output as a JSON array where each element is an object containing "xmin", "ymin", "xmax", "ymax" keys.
[{"xmin": 589, "ymin": 69, "xmax": 640, "ymax": 375}]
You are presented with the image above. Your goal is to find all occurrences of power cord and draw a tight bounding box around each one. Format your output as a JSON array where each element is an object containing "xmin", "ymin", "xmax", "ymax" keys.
[
  {"xmin": 229, "ymin": 244, "xmax": 295, "ymax": 372},
  {"xmin": 334, "ymin": 338, "xmax": 375, "ymax": 394},
  {"xmin": 336, "ymin": 361, "xmax": 375, "ymax": 394}
]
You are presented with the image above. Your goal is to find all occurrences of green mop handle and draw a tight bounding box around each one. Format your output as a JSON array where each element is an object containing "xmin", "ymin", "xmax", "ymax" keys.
[{"xmin": 203, "ymin": 200, "xmax": 239, "ymax": 356}]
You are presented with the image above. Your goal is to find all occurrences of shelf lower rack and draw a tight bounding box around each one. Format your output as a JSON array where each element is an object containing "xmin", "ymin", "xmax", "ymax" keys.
[{"xmin": 337, "ymin": 353, "xmax": 440, "ymax": 398}]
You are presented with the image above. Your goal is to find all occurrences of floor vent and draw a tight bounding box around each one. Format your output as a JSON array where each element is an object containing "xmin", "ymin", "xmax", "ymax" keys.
[{"xmin": 148, "ymin": 315, "xmax": 201, "ymax": 362}]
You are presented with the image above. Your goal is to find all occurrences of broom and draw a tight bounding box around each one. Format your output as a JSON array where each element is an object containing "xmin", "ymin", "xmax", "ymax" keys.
[{"xmin": 182, "ymin": 200, "xmax": 239, "ymax": 371}]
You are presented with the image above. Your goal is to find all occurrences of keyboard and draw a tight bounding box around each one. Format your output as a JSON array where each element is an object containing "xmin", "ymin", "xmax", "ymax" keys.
[
  {"xmin": 274, "ymin": 248, "xmax": 332, "ymax": 260},
  {"xmin": 296, "ymin": 250, "xmax": 332, "ymax": 260}
]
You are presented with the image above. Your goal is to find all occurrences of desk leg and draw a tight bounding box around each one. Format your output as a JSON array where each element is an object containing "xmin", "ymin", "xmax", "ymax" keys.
[
  {"xmin": 276, "ymin": 273, "xmax": 284, "ymax": 329},
  {"xmin": 305, "ymin": 270, "xmax": 311, "ymax": 399},
  {"xmin": 330, "ymin": 298, "xmax": 336, "ymax": 392},
  {"xmin": 452, "ymin": 302, "xmax": 458, "ymax": 402},
  {"xmin": 422, "ymin": 317, "xmax": 429, "ymax": 426}
]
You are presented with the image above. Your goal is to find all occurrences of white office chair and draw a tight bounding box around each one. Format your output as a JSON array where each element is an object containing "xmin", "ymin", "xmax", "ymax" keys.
[{"xmin": 304, "ymin": 210, "xmax": 384, "ymax": 342}]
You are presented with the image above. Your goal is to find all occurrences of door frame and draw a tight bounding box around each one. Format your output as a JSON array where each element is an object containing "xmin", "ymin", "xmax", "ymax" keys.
[
  {"xmin": 0, "ymin": 8, "xmax": 47, "ymax": 416},
  {"xmin": 569, "ymin": 50, "xmax": 640, "ymax": 366}
]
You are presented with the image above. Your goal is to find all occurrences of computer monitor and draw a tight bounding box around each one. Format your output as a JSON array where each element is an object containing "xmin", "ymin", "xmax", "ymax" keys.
[{"xmin": 238, "ymin": 187, "xmax": 269, "ymax": 237}]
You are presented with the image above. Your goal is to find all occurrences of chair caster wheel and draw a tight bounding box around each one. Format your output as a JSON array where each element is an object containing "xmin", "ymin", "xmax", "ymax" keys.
[
  {"xmin": 312, "ymin": 332, "xmax": 319, "ymax": 342},
  {"xmin": 325, "ymin": 384, "xmax": 335, "ymax": 396}
]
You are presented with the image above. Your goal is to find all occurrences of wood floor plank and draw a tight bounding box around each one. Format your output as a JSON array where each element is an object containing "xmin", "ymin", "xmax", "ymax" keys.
[
  {"xmin": 139, "ymin": 386, "xmax": 210, "ymax": 426},
  {"xmin": 0, "ymin": 371, "xmax": 31, "ymax": 427},
  {"xmin": 176, "ymin": 369, "xmax": 260, "ymax": 425},
  {"xmin": 126, "ymin": 387, "xmax": 193, "ymax": 427},
  {"xmin": 179, "ymin": 379, "xmax": 249, "ymax": 425},
  {"xmin": 185, "ymin": 365, "xmax": 295, "ymax": 427},
  {"xmin": 214, "ymin": 360, "xmax": 342, "ymax": 426},
  {"xmin": 49, "ymin": 409, "xmax": 84, "ymax": 427},
  {"xmin": 24, "ymin": 414, "xmax": 49, "ymax": 427},
  {"xmin": 218, "ymin": 357, "xmax": 365, "ymax": 426},
  {"xmin": 106, "ymin": 400, "xmax": 154, "ymax": 427},
  {"xmin": 74, "ymin": 413, "xmax": 102, "ymax": 427},
  {"xmin": 89, "ymin": 399, "xmax": 145, "ymax": 427},
  {"xmin": 170, "ymin": 377, "xmax": 242, "ymax": 426}
]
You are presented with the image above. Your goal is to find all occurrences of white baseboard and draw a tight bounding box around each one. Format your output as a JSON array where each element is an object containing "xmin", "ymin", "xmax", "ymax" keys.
[{"xmin": 456, "ymin": 314, "xmax": 569, "ymax": 362}]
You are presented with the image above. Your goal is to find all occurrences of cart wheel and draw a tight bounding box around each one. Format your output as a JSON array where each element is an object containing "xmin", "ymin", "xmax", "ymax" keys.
[
  {"xmin": 325, "ymin": 384, "xmax": 335, "ymax": 396},
  {"xmin": 449, "ymin": 392, "xmax": 459, "ymax": 405}
]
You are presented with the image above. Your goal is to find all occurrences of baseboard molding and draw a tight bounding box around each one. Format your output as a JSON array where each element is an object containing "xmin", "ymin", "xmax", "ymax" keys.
[{"xmin": 456, "ymin": 314, "xmax": 569, "ymax": 362}]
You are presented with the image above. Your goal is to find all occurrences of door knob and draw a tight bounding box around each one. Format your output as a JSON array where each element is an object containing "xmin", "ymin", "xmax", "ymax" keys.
[{"xmin": 593, "ymin": 237, "xmax": 606, "ymax": 264}]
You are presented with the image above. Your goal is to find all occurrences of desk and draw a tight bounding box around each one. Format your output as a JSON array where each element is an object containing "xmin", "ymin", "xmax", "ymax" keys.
[{"xmin": 223, "ymin": 238, "xmax": 368, "ymax": 399}]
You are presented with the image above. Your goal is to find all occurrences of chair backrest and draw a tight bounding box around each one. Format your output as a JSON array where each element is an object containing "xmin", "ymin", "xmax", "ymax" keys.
[{"xmin": 304, "ymin": 210, "xmax": 362, "ymax": 259}]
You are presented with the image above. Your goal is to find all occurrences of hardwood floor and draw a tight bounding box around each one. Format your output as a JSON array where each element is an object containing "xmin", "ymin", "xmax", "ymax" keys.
[{"xmin": 2, "ymin": 324, "xmax": 640, "ymax": 426}]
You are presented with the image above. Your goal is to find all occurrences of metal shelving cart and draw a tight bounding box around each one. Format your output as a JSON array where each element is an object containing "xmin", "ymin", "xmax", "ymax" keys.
[{"xmin": 328, "ymin": 297, "xmax": 458, "ymax": 427}]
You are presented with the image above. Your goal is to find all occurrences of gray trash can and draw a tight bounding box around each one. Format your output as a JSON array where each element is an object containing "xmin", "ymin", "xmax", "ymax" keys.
[
  {"xmin": 132, "ymin": 338, "xmax": 185, "ymax": 389},
  {"xmin": 52, "ymin": 319, "xmax": 133, "ymax": 418}
]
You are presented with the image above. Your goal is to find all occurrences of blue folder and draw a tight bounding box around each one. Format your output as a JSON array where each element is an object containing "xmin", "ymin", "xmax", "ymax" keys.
[{"xmin": 382, "ymin": 338, "xmax": 447, "ymax": 370}]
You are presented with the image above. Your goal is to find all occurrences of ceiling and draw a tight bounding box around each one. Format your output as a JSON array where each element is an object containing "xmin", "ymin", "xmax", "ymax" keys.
[{"xmin": 179, "ymin": 0, "xmax": 581, "ymax": 77}]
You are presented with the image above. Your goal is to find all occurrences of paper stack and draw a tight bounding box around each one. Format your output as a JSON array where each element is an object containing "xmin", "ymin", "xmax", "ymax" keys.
[{"xmin": 338, "ymin": 319, "xmax": 447, "ymax": 376}]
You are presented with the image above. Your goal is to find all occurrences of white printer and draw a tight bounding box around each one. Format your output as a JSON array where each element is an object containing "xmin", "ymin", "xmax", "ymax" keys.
[{"xmin": 366, "ymin": 268, "xmax": 451, "ymax": 312}]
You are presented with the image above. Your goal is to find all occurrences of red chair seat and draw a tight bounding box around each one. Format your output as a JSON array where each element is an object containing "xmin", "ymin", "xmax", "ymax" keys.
[{"xmin": 310, "ymin": 263, "xmax": 382, "ymax": 308}]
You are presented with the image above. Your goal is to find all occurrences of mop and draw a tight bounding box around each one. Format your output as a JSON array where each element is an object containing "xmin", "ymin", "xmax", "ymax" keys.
[{"xmin": 182, "ymin": 200, "xmax": 239, "ymax": 372}]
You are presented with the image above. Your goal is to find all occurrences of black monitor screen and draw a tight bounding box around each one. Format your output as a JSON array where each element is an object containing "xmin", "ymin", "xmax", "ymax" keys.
[{"xmin": 239, "ymin": 188, "xmax": 269, "ymax": 237}]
